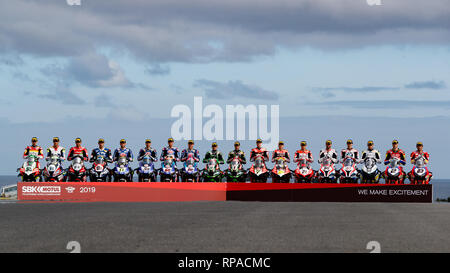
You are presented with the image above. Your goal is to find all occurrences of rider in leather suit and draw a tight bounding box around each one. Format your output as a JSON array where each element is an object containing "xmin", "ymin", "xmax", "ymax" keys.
[
  {"xmin": 46, "ymin": 137, "xmax": 66, "ymax": 164},
  {"xmin": 203, "ymin": 142, "xmax": 225, "ymax": 165},
  {"xmin": 227, "ymin": 141, "xmax": 247, "ymax": 165},
  {"xmin": 383, "ymin": 139, "xmax": 406, "ymax": 182},
  {"xmin": 181, "ymin": 140, "xmax": 200, "ymax": 164},
  {"xmin": 24, "ymin": 137, "xmax": 44, "ymax": 169},
  {"xmin": 340, "ymin": 139, "xmax": 359, "ymax": 163},
  {"xmin": 160, "ymin": 138, "xmax": 180, "ymax": 166},
  {"xmin": 138, "ymin": 139, "xmax": 157, "ymax": 162},
  {"xmin": 361, "ymin": 140, "xmax": 381, "ymax": 164},
  {"xmin": 272, "ymin": 141, "xmax": 290, "ymax": 163},
  {"xmin": 318, "ymin": 140, "xmax": 338, "ymax": 164},
  {"xmin": 408, "ymin": 141, "xmax": 432, "ymax": 183},
  {"xmin": 113, "ymin": 139, "xmax": 133, "ymax": 162},
  {"xmin": 67, "ymin": 138, "xmax": 89, "ymax": 162},
  {"xmin": 250, "ymin": 139, "xmax": 270, "ymax": 163},
  {"xmin": 294, "ymin": 141, "xmax": 314, "ymax": 163},
  {"xmin": 90, "ymin": 138, "xmax": 113, "ymax": 163}
]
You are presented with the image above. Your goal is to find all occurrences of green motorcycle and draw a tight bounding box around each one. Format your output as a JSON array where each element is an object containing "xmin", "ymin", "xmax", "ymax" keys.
[
  {"xmin": 225, "ymin": 156, "xmax": 247, "ymax": 182},
  {"xmin": 201, "ymin": 158, "xmax": 223, "ymax": 182}
]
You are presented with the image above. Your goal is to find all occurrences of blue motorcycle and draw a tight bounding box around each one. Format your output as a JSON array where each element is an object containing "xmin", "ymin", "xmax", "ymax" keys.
[
  {"xmin": 113, "ymin": 156, "xmax": 133, "ymax": 182},
  {"xmin": 159, "ymin": 157, "xmax": 178, "ymax": 182},
  {"xmin": 135, "ymin": 156, "xmax": 156, "ymax": 182},
  {"xmin": 180, "ymin": 157, "xmax": 200, "ymax": 182}
]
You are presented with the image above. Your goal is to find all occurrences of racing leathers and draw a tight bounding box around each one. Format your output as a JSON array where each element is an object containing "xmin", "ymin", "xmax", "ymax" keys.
[
  {"xmin": 23, "ymin": 145, "xmax": 44, "ymax": 168},
  {"xmin": 250, "ymin": 148, "xmax": 270, "ymax": 164},
  {"xmin": 318, "ymin": 149, "xmax": 338, "ymax": 164},
  {"xmin": 181, "ymin": 149, "xmax": 200, "ymax": 164},
  {"xmin": 294, "ymin": 149, "xmax": 314, "ymax": 164},
  {"xmin": 384, "ymin": 148, "xmax": 406, "ymax": 182},
  {"xmin": 410, "ymin": 150, "xmax": 430, "ymax": 164},
  {"xmin": 138, "ymin": 147, "xmax": 157, "ymax": 162},
  {"xmin": 203, "ymin": 150, "xmax": 225, "ymax": 164},
  {"xmin": 384, "ymin": 149, "xmax": 406, "ymax": 165},
  {"xmin": 272, "ymin": 149, "xmax": 290, "ymax": 163},
  {"xmin": 46, "ymin": 146, "xmax": 66, "ymax": 164},
  {"xmin": 67, "ymin": 146, "xmax": 89, "ymax": 162},
  {"xmin": 90, "ymin": 147, "xmax": 113, "ymax": 163},
  {"xmin": 341, "ymin": 148, "xmax": 359, "ymax": 163},
  {"xmin": 227, "ymin": 150, "xmax": 247, "ymax": 165},
  {"xmin": 361, "ymin": 149, "xmax": 382, "ymax": 164},
  {"xmin": 113, "ymin": 148, "xmax": 133, "ymax": 162},
  {"xmin": 160, "ymin": 146, "xmax": 180, "ymax": 162},
  {"xmin": 408, "ymin": 150, "xmax": 432, "ymax": 182}
]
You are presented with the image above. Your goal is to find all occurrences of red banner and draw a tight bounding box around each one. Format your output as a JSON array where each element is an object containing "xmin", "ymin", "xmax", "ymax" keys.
[{"xmin": 17, "ymin": 182, "xmax": 432, "ymax": 203}]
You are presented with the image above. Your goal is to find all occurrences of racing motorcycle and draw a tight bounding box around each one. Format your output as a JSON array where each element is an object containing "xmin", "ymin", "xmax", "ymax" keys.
[
  {"xmin": 225, "ymin": 156, "xmax": 247, "ymax": 182},
  {"xmin": 135, "ymin": 155, "xmax": 156, "ymax": 182},
  {"xmin": 360, "ymin": 157, "xmax": 381, "ymax": 184},
  {"xmin": 89, "ymin": 157, "xmax": 111, "ymax": 182},
  {"xmin": 317, "ymin": 156, "xmax": 338, "ymax": 183},
  {"xmin": 339, "ymin": 158, "xmax": 359, "ymax": 184},
  {"xmin": 42, "ymin": 155, "xmax": 65, "ymax": 182},
  {"xmin": 180, "ymin": 157, "xmax": 200, "ymax": 182},
  {"xmin": 409, "ymin": 155, "xmax": 432, "ymax": 185},
  {"xmin": 201, "ymin": 158, "xmax": 223, "ymax": 182},
  {"xmin": 66, "ymin": 156, "xmax": 88, "ymax": 182},
  {"xmin": 17, "ymin": 155, "xmax": 42, "ymax": 182},
  {"xmin": 159, "ymin": 156, "xmax": 178, "ymax": 182},
  {"xmin": 271, "ymin": 157, "xmax": 292, "ymax": 183},
  {"xmin": 294, "ymin": 159, "xmax": 315, "ymax": 183},
  {"xmin": 248, "ymin": 154, "xmax": 270, "ymax": 183},
  {"xmin": 384, "ymin": 158, "xmax": 404, "ymax": 184},
  {"xmin": 112, "ymin": 156, "xmax": 134, "ymax": 182}
]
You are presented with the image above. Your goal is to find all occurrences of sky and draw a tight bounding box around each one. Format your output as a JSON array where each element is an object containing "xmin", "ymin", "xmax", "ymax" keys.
[{"xmin": 1, "ymin": 0, "xmax": 450, "ymax": 177}]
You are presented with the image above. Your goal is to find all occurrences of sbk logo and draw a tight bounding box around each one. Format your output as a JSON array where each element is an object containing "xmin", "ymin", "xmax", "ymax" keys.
[
  {"xmin": 65, "ymin": 187, "xmax": 76, "ymax": 193},
  {"xmin": 22, "ymin": 186, "xmax": 61, "ymax": 195}
]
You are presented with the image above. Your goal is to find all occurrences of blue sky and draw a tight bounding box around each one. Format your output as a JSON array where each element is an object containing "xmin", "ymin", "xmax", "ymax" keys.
[{"xmin": 1, "ymin": 0, "xmax": 450, "ymax": 177}]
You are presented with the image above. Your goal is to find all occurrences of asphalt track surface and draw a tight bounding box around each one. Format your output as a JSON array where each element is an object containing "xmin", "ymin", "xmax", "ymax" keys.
[{"xmin": 0, "ymin": 201, "xmax": 449, "ymax": 253}]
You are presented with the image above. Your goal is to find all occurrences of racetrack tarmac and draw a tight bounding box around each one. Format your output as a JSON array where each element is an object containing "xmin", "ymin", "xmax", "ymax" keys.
[{"xmin": 0, "ymin": 201, "xmax": 449, "ymax": 253}]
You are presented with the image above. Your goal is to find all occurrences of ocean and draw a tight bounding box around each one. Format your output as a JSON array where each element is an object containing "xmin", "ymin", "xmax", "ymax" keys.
[{"xmin": 2, "ymin": 175, "xmax": 449, "ymax": 201}]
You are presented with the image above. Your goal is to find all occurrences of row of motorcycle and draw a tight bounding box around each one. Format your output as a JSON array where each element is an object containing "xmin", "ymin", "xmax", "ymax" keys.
[{"xmin": 17, "ymin": 152, "xmax": 431, "ymax": 184}]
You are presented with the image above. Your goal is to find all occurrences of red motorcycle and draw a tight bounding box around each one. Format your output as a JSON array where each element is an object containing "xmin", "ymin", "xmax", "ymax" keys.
[
  {"xmin": 248, "ymin": 154, "xmax": 270, "ymax": 183},
  {"xmin": 271, "ymin": 157, "xmax": 291, "ymax": 183},
  {"xmin": 294, "ymin": 159, "xmax": 315, "ymax": 183},
  {"xmin": 66, "ymin": 156, "xmax": 87, "ymax": 182}
]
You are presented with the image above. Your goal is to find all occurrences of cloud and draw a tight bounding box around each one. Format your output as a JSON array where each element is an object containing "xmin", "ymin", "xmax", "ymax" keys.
[
  {"xmin": 145, "ymin": 64, "xmax": 170, "ymax": 76},
  {"xmin": 0, "ymin": 54, "xmax": 23, "ymax": 66},
  {"xmin": 314, "ymin": 86, "xmax": 399, "ymax": 93},
  {"xmin": 312, "ymin": 100, "xmax": 450, "ymax": 109},
  {"xmin": 1, "ymin": 1, "xmax": 450, "ymax": 63},
  {"xmin": 94, "ymin": 95, "xmax": 117, "ymax": 108},
  {"xmin": 41, "ymin": 52, "xmax": 151, "ymax": 89},
  {"xmin": 66, "ymin": 52, "xmax": 132, "ymax": 88},
  {"xmin": 404, "ymin": 80, "xmax": 446, "ymax": 90},
  {"xmin": 41, "ymin": 89, "xmax": 86, "ymax": 105},
  {"xmin": 194, "ymin": 79, "xmax": 279, "ymax": 100}
]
